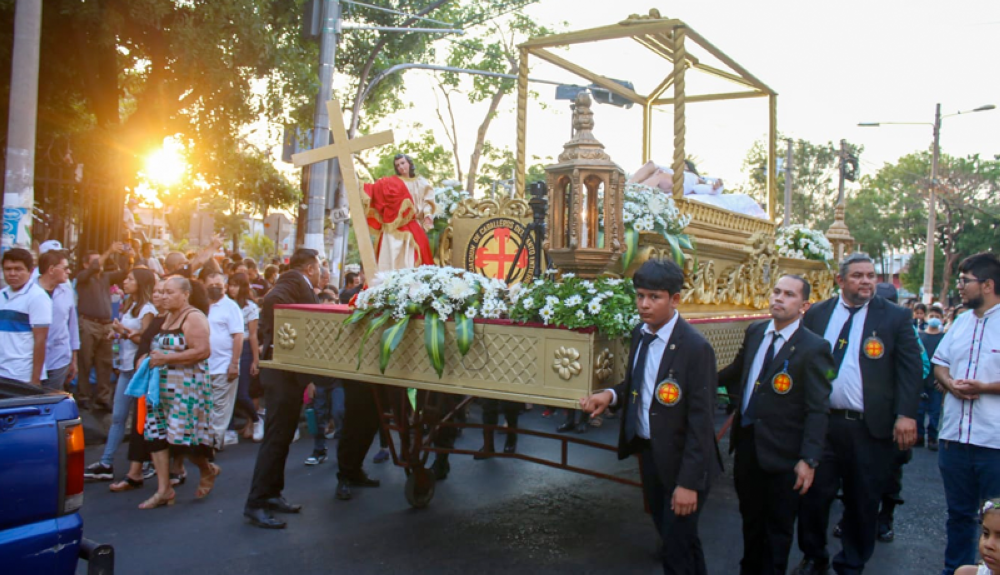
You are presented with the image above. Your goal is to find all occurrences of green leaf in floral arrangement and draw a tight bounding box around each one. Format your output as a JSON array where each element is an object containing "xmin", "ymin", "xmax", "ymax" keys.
[
  {"xmin": 676, "ymin": 233, "xmax": 694, "ymax": 251},
  {"xmin": 424, "ymin": 310, "xmax": 446, "ymax": 378},
  {"xmin": 338, "ymin": 308, "xmax": 371, "ymax": 341},
  {"xmin": 623, "ymin": 228, "xmax": 638, "ymax": 269},
  {"xmin": 664, "ymin": 233, "xmax": 685, "ymax": 265},
  {"xmin": 378, "ymin": 316, "xmax": 411, "ymax": 373},
  {"xmin": 357, "ymin": 313, "xmax": 391, "ymax": 369},
  {"xmin": 455, "ymin": 312, "xmax": 474, "ymax": 356}
]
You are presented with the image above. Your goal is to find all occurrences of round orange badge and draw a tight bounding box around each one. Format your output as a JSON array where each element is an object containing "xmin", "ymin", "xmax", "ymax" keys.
[
  {"xmin": 655, "ymin": 380, "xmax": 682, "ymax": 407},
  {"xmin": 863, "ymin": 336, "xmax": 885, "ymax": 359},
  {"xmin": 772, "ymin": 372, "xmax": 793, "ymax": 395}
]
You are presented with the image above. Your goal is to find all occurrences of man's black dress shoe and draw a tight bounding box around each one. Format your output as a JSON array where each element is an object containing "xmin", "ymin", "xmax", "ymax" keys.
[
  {"xmin": 791, "ymin": 557, "xmax": 829, "ymax": 575},
  {"xmin": 264, "ymin": 497, "xmax": 302, "ymax": 514},
  {"xmin": 335, "ymin": 480, "xmax": 353, "ymax": 501},
  {"xmin": 503, "ymin": 435, "xmax": 517, "ymax": 454},
  {"xmin": 348, "ymin": 473, "xmax": 380, "ymax": 487},
  {"xmin": 556, "ymin": 421, "xmax": 575, "ymax": 433},
  {"xmin": 244, "ymin": 507, "xmax": 287, "ymax": 529}
]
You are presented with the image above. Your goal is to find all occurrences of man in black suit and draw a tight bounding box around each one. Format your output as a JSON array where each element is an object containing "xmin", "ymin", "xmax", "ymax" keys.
[
  {"xmin": 791, "ymin": 252, "xmax": 922, "ymax": 575},
  {"xmin": 719, "ymin": 275, "xmax": 834, "ymax": 575},
  {"xmin": 582, "ymin": 258, "xmax": 722, "ymax": 575},
  {"xmin": 244, "ymin": 248, "xmax": 322, "ymax": 529}
]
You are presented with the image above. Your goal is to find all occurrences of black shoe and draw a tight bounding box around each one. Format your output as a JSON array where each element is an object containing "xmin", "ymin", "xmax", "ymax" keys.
[
  {"xmin": 878, "ymin": 522, "xmax": 895, "ymax": 543},
  {"xmin": 503, "ymin": 435, "xmax": 517, "ymax": 454},
  {"xmin": 264, "ymin": 497, "xmax": 302, "ymax": 514},
  {"xmin": 348, "ymin": 473, "xmax": 380, "ymax": 488},
  {"xmin": 431, "ymin": 457, "xmax": 450, "ymax": 481},
  {"xmin": 335, "ymin": 481, "xmax": 353, "ymax": 501},
  {"xmin": 928, "ymin": 438, "xmax": 939, "ymax": 451},
  {"xmin": 791, "ymin": 557, "xmax": 829, "ymax": 575},
  {"xmin": 244, "ymin": 507, "xmax": 287, "ymax": 529},
  {"xmin": 474, "ymin": 445, "xmax": 495, "ymax": 460},
  {"xmin": 832, "ymin": 522, "xmax": 843, "ymax": 539},
  {"xmin": 574, "ymin": 422, "xmax": 589, "ymax": 434},
  {"xmin": 84, "ymin": 462, "xmax": 114, "ymax": 481},
  {"xmin": 556, "ymin": 421, "xmax": 575, "ymax": 433}
]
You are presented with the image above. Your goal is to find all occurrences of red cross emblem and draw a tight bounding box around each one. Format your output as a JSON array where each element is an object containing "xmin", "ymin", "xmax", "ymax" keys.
[
  {"xmin": 772, "ymin": 372, "xmax": 793, "ymax": 394},
  {"xmin": 474, "ymin": 227, "xmax": 528, "ymax": 280},
  {"xmin": 655, "ymin": 380, "xmax": 682, "ymax": 407},
  {"xmin": 863, "ymin": 336, "xmax": 885, "ymax": 359}
]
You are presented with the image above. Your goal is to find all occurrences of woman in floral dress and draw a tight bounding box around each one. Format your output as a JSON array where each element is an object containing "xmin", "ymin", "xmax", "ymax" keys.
[{"xmin": 141, "ymin": 277, "xmax": 219, "ymax": 509}]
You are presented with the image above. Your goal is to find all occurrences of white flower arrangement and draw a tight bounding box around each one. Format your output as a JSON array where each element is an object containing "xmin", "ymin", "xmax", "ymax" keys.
[
  {"xmin": 600, "ymin": 182, "xmax": 692, "ymax": 237},
  {"xmin": 775, "ymin": 224, "xmax": 834, "ymax": 262},
  {"xmin": 432, "ymin": 180, "xmax": 472, "ymax": 221}
]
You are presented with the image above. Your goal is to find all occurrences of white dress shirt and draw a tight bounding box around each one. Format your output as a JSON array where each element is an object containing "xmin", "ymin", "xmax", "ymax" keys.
[
  {"xmin": 609, "ymin": 312, "xmax": 681, "ymax": 440},
  {"xmin": 822, "ymin": 296, "xmax": 870, "ymax": 411},
  {"xmin": 932, "ymin": 302, "xmax": 1000, "ymax": 449},
  {"xmin": 743, "ymin": 319, "xmax": 800, "ymax": 414}
]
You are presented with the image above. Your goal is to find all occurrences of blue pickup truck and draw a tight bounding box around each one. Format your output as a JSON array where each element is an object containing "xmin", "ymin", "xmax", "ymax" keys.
[{"xmin": 0, "ymin": 380, "xmax": 113, "ymax": 574}]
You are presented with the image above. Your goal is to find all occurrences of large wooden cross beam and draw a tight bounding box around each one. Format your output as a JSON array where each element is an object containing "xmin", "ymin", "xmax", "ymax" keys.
[{"xmin": 292, "ymin": 99, "xmax": 393, "ymax": 282}]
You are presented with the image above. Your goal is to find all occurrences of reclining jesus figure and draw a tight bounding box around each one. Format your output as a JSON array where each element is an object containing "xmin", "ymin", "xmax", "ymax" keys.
[{"xmin": 629, "ymin": 160, "xmax": 767, "ymax": 219}]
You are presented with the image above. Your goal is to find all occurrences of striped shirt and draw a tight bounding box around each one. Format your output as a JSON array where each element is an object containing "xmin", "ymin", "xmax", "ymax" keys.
[
  {"xmin": 932, "ymin": 303, "xmax": 1000, "ymax": 449},
  {"xmin": 0, "ymin": 282, "xmax": 53, "ymax": 382}
]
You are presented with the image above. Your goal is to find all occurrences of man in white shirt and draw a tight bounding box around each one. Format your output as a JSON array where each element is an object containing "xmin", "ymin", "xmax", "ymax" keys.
[
  {"xmin": 204, "ymin": 272, "xmax": 245, "ymax": 449},
  {"xmin": 0, "ymin": 249, "xmax": 52, "ymax": 386},
  {"xmin": 931, "ymin": 252, "xmax": 1000, "ymax": 575},
  {"xmin": 36, "ymin": 250, "xmax": 79, "ymax": 392}
]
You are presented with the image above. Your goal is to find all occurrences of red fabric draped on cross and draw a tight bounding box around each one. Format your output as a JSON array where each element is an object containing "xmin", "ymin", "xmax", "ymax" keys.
[{"xmin": 363, "ymin": 176, "xmax": 434, "ymax": 266}]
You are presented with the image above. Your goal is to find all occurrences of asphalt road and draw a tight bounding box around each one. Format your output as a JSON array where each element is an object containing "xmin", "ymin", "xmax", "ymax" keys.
[{"xmin": 77, "ymin": 404, "xmax": 949, "ymax": 575}]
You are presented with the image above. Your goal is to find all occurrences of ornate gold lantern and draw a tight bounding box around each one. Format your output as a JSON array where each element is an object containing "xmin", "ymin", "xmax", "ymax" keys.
[{"xmin": 544, "ymin": 92, "xmax": 626, "ymax": 278}]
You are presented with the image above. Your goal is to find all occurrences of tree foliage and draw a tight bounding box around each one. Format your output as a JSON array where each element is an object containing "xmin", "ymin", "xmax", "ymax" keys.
[
  {"xmin": 364, "ymin": 129, "xmax": 455, "ymax": 186},
  {"xmin": 242, "ymin": 231, "xmax": 276, "ymax": 261}
]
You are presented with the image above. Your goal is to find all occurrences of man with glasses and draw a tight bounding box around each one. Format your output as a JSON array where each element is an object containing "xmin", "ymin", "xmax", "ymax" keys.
[{"xmin": 931, "ymin": 252, "xmax": 1000, "ymax": 575}]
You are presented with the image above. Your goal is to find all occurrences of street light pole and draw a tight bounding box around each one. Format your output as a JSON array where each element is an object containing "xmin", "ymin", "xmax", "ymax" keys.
[{"xmin": 922, "ymin": 104, "xmax": 941, "ymax": 304}]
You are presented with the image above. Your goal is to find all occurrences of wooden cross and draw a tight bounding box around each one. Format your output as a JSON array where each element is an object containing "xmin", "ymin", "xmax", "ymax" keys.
[{"xmin": 291, "ymin": 99, "xmax": 394, "ymax": 282}]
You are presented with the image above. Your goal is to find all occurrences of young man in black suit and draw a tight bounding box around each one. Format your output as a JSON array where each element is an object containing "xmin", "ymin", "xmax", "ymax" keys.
[
  {"xmin": 581, "ymin": 258, "xmax": 722, "ymax": 575},
  {"xmin": 244, "ymin": 248, "xmax": 322, "ymax": 529},
  {"xmin": 791, "ymin": 252, "xmax": 922, "ymax": 575},
  {"xmin": 719, "ymin": 275, "xmax": 834, "ymax": 575}
]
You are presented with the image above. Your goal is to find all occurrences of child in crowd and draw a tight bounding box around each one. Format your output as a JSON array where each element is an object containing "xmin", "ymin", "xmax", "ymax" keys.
[{"xmin": 956, "ymin": 498, "xmax": 1000, "ymax": 575}]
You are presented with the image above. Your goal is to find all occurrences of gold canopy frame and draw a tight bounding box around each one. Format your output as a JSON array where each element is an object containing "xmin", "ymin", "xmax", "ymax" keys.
[{"xmin": 514, "ymin": 10, "xmax": 779, "ymax": 220}]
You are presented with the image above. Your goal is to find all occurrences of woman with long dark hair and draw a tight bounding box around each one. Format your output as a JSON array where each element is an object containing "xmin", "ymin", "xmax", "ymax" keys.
[
  {"xmin": 84, "ymin": 268, "xmax": 158, "ymax": 480},
  {"xmin": 226, "ymin": 273, "xmax": 261, "ymax": 441}
]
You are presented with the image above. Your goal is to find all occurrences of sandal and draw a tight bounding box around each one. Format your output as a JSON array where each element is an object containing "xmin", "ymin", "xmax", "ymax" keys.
[
  {"xmin": 195, "ymin": 463, "xmax": 221, "ymax": 499},
  {"xmin": 170, "ymin": 472, "xmax": 187, "ymax": 486},
  {"xmin": 138, "ymin": 490, "xmax": 175, "ymax": 510},
  {"xmin": 110, "ymin": 476, "xmax": 144, "ymax": 492}
]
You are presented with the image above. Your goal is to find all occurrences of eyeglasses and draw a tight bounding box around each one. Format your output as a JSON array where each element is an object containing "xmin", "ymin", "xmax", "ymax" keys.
[{"xmin": 956, "ymin": 277, "xmax": 983, "ymax": 287}]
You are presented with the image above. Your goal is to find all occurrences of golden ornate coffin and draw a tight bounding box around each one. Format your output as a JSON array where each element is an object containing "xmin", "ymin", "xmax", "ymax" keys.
[{"xmin": 264, "ymin": 305, "xmax": 764, "ymax": 407}]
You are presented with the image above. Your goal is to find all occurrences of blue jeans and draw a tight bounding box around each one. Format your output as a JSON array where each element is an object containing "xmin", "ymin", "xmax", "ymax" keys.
[
  {"xmin": 100, "ymin": 370, "xmax": 135, "ymax": 467},
  {"xmin": 938, "ymin": 440, "xmax": 1000, "ymax": 575},
  {"xmin": 312, "ymin": 378, "xmax": 344, "ymax": 452},
  {"xmin": 917, "ymin": 386, "xmax": 943, "ymax": 441}
]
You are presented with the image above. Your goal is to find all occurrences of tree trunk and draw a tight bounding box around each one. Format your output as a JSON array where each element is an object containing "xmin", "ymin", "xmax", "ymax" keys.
[
  {"xmin": 465, "ymin": 62, "xmax": 517, "ymax": 194},
  {"xmin": 435, "ymin": 85, "xmax": 463, "ymax": 183}
]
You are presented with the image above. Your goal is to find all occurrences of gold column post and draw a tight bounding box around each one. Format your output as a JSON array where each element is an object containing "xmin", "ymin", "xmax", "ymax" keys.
[
  {"xmin": 671, "ymin": 25, "xmax": 687, "ymax": 200},
  {"xmin": 642, "ymin": 102, "xmax": 652, "ymax": 164},
  {"xmin": 515, "ymin": 47, "xmax": 529, "ymax": 199},
  {"xmin": 767, "ymin": 94, "xmax": 778, "ymax": 220}
]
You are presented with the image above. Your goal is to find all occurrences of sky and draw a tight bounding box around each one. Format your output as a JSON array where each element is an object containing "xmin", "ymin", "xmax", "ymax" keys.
[{"xmin": 357, "ymin": 0, "xmax": 1000, "ymax": 191}]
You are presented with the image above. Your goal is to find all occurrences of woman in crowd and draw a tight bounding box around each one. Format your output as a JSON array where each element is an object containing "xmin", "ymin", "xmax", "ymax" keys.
[
  {"xmin": 109, "ymin": 278, "xmax": 166, "ymax": 492},
  {"xmin": 85, "ymin": 268, "xmax": 157, "ymax": 480},
  {"xmin": 140, "ymin": 277, "xmax": 218, "ymax": 509},
  {"xmin": 227, "ymin": 273, "xmax": 262, "ymax": 441}
]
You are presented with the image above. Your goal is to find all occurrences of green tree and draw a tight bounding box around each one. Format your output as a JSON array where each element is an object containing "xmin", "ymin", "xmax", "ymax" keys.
[
  {"xmin": 473, "ymin": 142, "xmax": 549, "ymax": 195},
  {"xmin": 364, "ymin": 130, "xmax": 455, "ymax": 185},
  {"xmin": 242, "ymin": 232, "xmax": 276, "ymax": 261},
  {"xmin": 739, "ymin": 137, "xmax": 861, "ymax": 230}
]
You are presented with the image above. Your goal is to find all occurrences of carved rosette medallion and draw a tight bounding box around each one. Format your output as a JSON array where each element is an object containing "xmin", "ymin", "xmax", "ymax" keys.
[
  {"xmin": 594, "ymin": 348, "xmax": 614, "ymax": 384},
  {"xmin": 277, "ymin": 323, "xmax": 298, "ymax": 350},
  {"xmin": 552, "ymin": 346, "xmax": 583, "ymax": 380}
]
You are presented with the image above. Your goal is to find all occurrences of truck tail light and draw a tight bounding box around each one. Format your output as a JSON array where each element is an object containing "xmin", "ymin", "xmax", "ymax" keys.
[{"xmin": 62, "ymin": 421, "xmax": 85, "ymax": 514}]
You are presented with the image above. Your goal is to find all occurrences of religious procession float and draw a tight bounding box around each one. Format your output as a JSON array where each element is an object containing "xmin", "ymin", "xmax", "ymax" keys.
[{"xmin": 265, "ymin": 10, "xmax": 855, "ymax": 506}]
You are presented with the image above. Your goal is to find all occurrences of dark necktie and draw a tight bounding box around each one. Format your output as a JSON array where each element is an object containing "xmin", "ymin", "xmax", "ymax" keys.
[
  {"xmin": 742, "ymin": 333, "xmax": 781, "ymax": 426},
  {"xmin": 832, "ymin": 305, "xmax": 862, "ymax": 372},
  {"xmin": 625, "ymin": 332, "xmax": 659, "ymax": 443}
]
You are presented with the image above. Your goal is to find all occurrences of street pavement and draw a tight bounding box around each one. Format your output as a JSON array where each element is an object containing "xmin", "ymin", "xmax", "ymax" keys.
[{"xmin": 77, "ymin": 404, "xmax": 949, "ymax": 574}]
